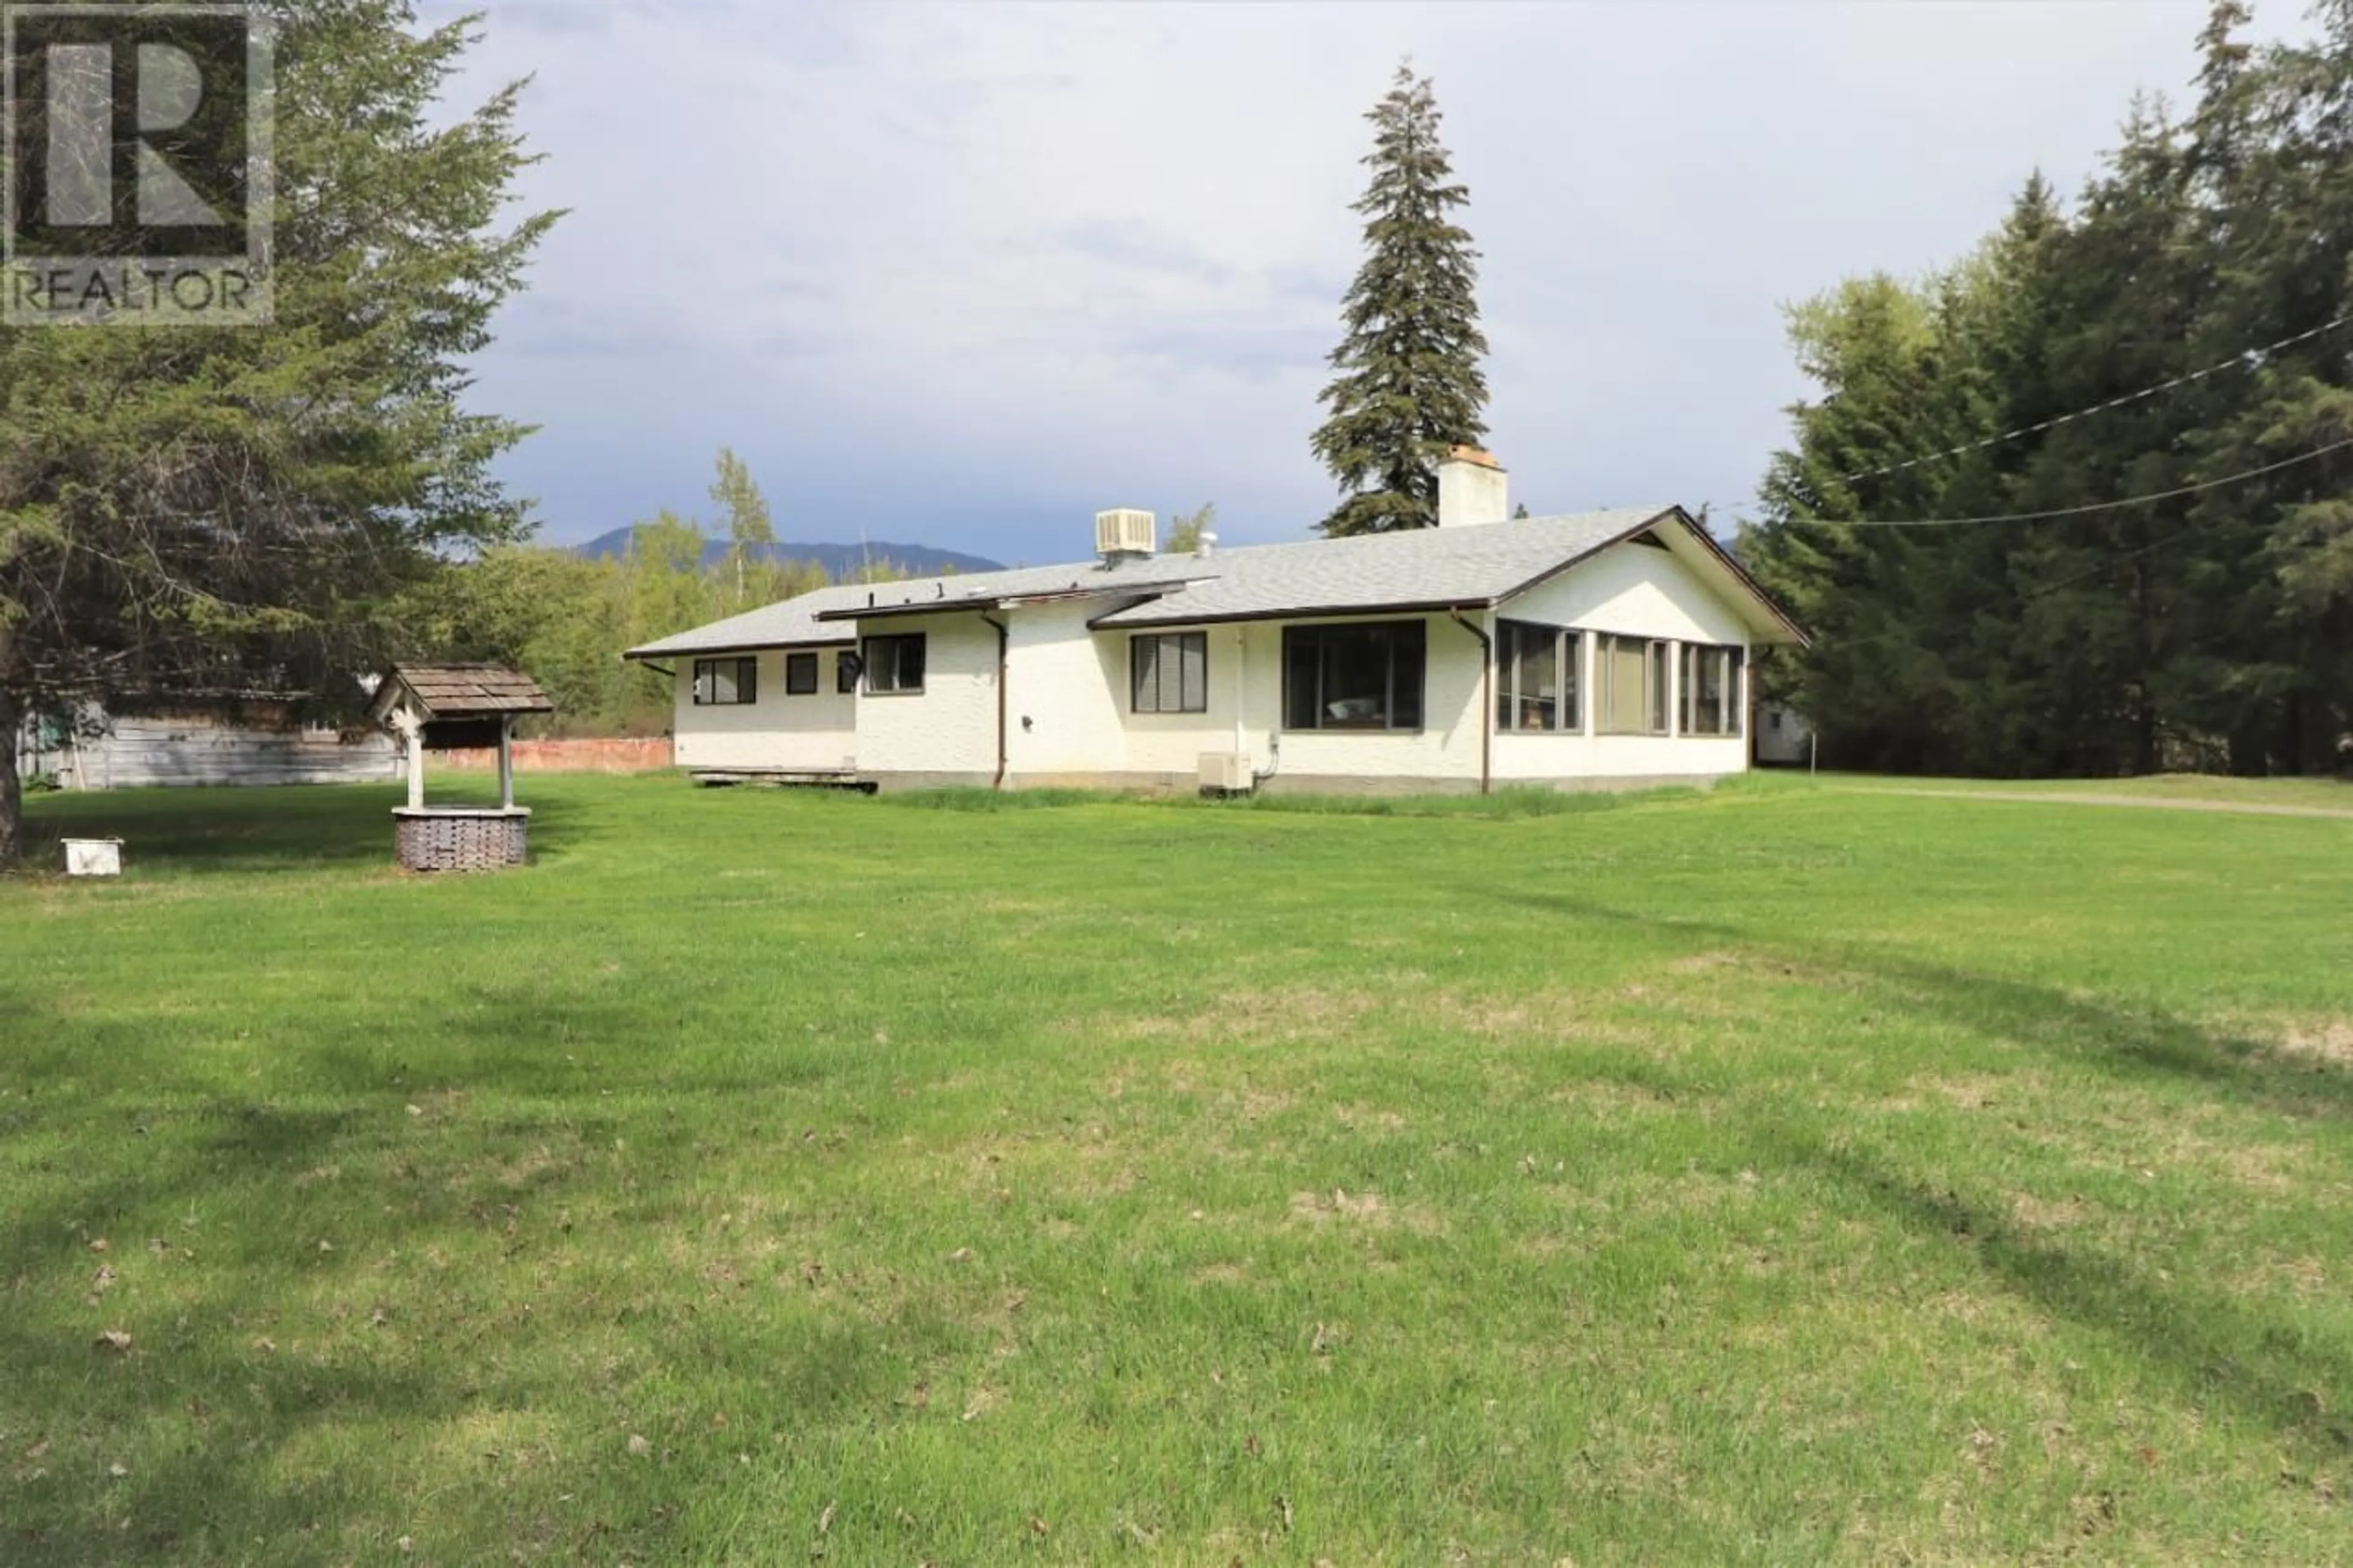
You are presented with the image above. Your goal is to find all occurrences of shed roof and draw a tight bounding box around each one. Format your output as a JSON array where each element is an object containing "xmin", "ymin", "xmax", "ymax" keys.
[{"xmin": 368, "ymin": 664, "xmax": 553, "ymax": 723}]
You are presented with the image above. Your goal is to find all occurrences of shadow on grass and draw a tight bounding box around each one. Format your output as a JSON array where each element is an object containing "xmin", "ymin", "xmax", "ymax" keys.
[
  {"xmin": 1490, "ymin": 887, "xmax": 2351, "ymax": 1124},
  {"xmin": 0, "ymin": 1033, "xmax": 921, "ymax": 1564},
  {"xmin": 1483, "ymin": 887, "xmax": 2353, "ymax": 1455},
  {"xmin": 1779, "ymin": 1129, "xmax": 2353, "ymax": 1458},
  {"xmin": 15, "ymin": 784, "xmax": 593, "ymax": 876}
]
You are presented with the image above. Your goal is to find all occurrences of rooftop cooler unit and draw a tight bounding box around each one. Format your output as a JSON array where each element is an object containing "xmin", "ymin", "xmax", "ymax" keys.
[{"xmin": 1095, "ymin": 508, "xmax": 1156, "ymax": 560}]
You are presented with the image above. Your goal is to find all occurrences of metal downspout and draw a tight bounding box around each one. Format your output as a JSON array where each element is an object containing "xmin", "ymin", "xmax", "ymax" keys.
[
  {"xmin": 1449, "ymin": 607, "xmax": 1493, "ymax": 797},
  {"xmin": 981, "ymin": 614, "xmax": 1009, "ymax": 790}
]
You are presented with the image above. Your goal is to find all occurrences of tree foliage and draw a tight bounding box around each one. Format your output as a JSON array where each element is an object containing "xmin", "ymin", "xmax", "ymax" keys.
[
  {"xmin": 1741, "ymin": 2, "xmax": 2353, "ymax": 777},
  {"xmin": 390, "ymin": 524, "xmax": 827, "ymax": 738},
  {"xmin": 1310, "ymin": 64, "xmax": 1489, "ymax": 536},
  {"xmin": 0, "ymin": 0, "xmax": 555, "ymax": 862},
  {"xmin": 1165, "ymin": 502, "xmax": 1216, "ymax": 555}
]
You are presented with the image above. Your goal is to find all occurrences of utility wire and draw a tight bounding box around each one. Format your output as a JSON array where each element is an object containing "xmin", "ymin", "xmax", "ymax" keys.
[
  {"xmin": 1835, "ymin": 312, "xmax": 2351, "ymax": 483},
  {"xmin": 1740, "ymin": 434, "xmax": 2353, "ymax": 529}
]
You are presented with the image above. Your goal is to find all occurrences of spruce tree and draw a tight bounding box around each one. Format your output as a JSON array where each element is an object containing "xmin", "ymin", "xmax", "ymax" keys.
[
  {"xmin": 1310, "ymin": 64, "xmax": 1489, "ymax": 536},
  {"xmin": 0, "ymin": 0, "xmax": 555, "ymax": 864}
]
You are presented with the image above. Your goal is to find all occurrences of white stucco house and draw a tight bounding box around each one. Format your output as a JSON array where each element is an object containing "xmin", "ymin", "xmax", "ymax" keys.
[{"xmin": 623, "ymin": 449, "xmax": 1806, "ymax": 795}]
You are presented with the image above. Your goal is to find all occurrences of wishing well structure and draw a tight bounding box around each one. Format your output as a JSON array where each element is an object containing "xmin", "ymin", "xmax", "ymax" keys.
[{"xmin": 366, "ymin": 664, "xmax": 554, "ymax": 871}]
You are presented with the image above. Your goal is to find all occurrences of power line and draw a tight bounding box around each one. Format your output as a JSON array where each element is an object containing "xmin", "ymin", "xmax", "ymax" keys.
[
  {"xmin": 1834, "ymin": 312, "xmax": 2351, "ymax": 484},
  {"xmin": 1752, "ymin": 434, "xmax": 2353, "ymax": 529}
]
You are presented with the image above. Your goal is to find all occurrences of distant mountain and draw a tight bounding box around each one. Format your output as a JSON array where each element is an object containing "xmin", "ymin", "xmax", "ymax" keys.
[{"xmin": 571, "ymin": 529, "xmax": 1004, "ymax": 580}]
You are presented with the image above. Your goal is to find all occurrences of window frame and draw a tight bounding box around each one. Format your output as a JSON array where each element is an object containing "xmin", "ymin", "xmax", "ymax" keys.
[
  {"xmin": 836, "ymin": 651, "xmax": 860, "ymax": 694},
  {"xmin": 861, "ymin": 633, "xmax": 927, "ymax": 696},
  {"xmin": 1281, "ymin": 619, "xmax": 1428, "ymax": 733},
  {"xmin": 1495, "ymin": 619, "xmax": 1583, "ymax": 734},
  {"xmin": 784, "ymin": 651, "xmax": 819, "ymax": 696},
  {"xmin": 691, "ymin": 655, "xmax": 759, "ymax": 706},
  {"xmin": 1678, "ymin": 643, "xmax": 1745, "ymax": 738},
  {"xmin": 1130, "ymin": 631, "xmax": 1210, "ymax": 715},
  {"xmin": 1594, "ymin": 634, "xmax": 1670, "ymax": 737}
]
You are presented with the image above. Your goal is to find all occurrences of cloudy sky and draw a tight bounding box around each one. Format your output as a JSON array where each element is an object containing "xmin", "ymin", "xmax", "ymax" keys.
[{"xmin": 423, "ymin": 0, "xmax": 2305, "ymax": 565}]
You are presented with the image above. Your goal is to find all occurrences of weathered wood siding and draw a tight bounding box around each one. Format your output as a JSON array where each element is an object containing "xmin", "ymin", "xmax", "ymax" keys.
[{"xmin": 56, "ymin": 718, "xmax": 399, "ymax": 790}]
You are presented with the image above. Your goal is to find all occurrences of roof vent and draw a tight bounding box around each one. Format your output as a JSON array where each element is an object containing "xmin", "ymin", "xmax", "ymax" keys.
[{"xmin": 1095, "ymin": 508, "xmax": 1156, "ymax": 565}]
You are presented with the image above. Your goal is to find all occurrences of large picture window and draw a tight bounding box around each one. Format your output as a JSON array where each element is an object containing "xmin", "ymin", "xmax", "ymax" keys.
[
  {"xmin": 1680, "ymin": 644, "xmax": 1744, "ymax": 737},
  {"xmin": 1131, "ymin": 632, "xmax": 1208, "ymax": 714},
  {"xmin": 784, "ymin": 651, "xmax": 819, "ymax": 695},
  {"xmin": 1495, "ymin": 620, "xmax": 1582, "ymax": 733},
  {"xmin": 1283, "ymin": 621, "xmax": 1425, "ymax": 731},
  {"xmin": 1596, "ymin": 635, "xmax": 1669, "ymax": 735},
  {"xmin": 862, "ymin": 634, "xmax": 926, "ymax": 694},
  {"xmin": 692, "ymin": 656, "xmax": 757, "ymax": 706}
]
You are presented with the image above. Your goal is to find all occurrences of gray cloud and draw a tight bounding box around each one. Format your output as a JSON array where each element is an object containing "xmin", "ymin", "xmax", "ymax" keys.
[{"xmin": 440, "ymin": 0, "xmax": 2311, "ymax": 561}]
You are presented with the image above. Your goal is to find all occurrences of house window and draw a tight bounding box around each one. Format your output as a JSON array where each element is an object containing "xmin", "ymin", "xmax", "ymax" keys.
[
  {"xmin": 1596, "ymin": 635, "xmax": 1669, "ymax": 735},
  {"xmin": 862, "ymin": 634, "xmax": 926, "ymax": 694},
  {"xmin": 1495, "ymin": 619, "xmax": 1582, "ymax": 733},
  {"xmin": 1131, "ymin": 632, "xmax": 1208, "ymax": 714},
  {"xmin": 1680, "ymin": 644, "xmax": 1744, "ymax": 737},
  {"xmin": 836, "ymin": 651, "xmax": 860, "ymax": 694},
  {"xmin": 1283, "ymin": 621, "xmax": 1425, "ymax": 731},
  {"xmin": 692, "ymin": 656, "xmax": 757, "ymax": 706},
  {"xmin": 785, "ymin": 652, "xmax": 819, "ymax": 695}
]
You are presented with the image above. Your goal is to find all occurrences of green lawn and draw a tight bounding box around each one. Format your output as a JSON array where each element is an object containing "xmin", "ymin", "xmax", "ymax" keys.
[
  {"xmin": 3, "ymin": 775, "xmax": 2349, "ymax": 1564},
  {"xmin": 1824, "ymin": 770, "xmax": 2353, "ymax": 812}
]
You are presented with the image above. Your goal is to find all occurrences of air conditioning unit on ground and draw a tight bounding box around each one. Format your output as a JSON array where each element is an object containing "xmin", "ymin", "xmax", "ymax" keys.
[
  {"xmin": 1198, "ymin": 752, "xmax": 1252, "ymax": 794},
  {"xmin": 1096, "ymin": 508, "xmax": 1156, "ymax": 558}
]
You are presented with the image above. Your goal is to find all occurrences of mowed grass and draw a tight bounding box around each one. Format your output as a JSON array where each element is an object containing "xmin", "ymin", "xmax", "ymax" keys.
[
  {"xmin": 1830, "ymin": 771, "xmax": 2353, "ymax": 813},
  {"xmin": 2, "ymin": 775, "xmax": 2349, "ymax": 1565}
]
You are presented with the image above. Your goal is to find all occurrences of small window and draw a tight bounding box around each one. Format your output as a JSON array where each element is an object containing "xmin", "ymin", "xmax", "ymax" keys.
[
  {"xmin": 863, "ymin": 634, "xmax": 926, "ymax": 694},
  {"xmin": 1596, "ymin": 635, "xmax": 1667, "ymax": 735},
  {"xmin": 836, "ymin": 651, "xmax": 860, "ymax": 694},
  {"xmin": 692, "ymin": 656, "xmax": 758, "ymax": 706},
  {"xmin": 1495, "ymin": 619, "xmax": 1582, "ymax": 733},
  {"xmin": 785, "ymin": 651, "xmax": 819, "ymax": 695},
  {"xmin": 1131, "ymin": 632, "xmax": 1208, "ymax": 714},
  {"xmin": 1282, "ymin": 621, "xmax": 1425, "ymax": 731},
  {"xmin": 1680, "ymin": 644, "xmax": 1745, "ymax": 737}
]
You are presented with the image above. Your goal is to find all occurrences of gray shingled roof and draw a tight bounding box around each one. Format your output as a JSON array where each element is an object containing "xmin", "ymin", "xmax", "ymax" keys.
[
  {"xmin": 1092, "ymin": 507, "xmax": 1669, "ymax": 627},
  {"xmin": 622, "ymin": 555, "xmax": 1219, "ymax": 658},
  {"xmin": 623, "ymin": 506, "xmax": 1778, "ymax": 659}
]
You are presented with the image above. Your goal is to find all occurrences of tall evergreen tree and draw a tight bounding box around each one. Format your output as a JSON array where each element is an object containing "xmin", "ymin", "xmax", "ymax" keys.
[
  {"xmin": 1743, "ymin": 0, "xmax": 2353, "ymax": 779},
  {"xmin": 0, "ymin": 0, "xmax": 556, "ymax": 863},
  {"xmin": 1310, "ymin": 64, "xmax": 1489, "ymax": 536}
]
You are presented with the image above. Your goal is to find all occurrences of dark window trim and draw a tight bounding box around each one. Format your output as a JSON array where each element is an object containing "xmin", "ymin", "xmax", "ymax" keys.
[
  {"xmin": 691, "ymin": 655, "xmax": 759, "ymax": 706},
  {"xmin": 1129, "ymin": 630, "xmax": 1210, "ymax": 714},
  {"xmin": 836, "ymin": 651, "xmax": 860, "ymax": 694},
  {"xmin": 784, "ymin": 651, "xmax": 819, "ymax": 696},
  {"xmin": 1280, "ymin": 619, "xmax": 1428, "ymax": 733},
  {"xmin": 862, "ymin": 633, "xmax": 927, "ymax": 696}
]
